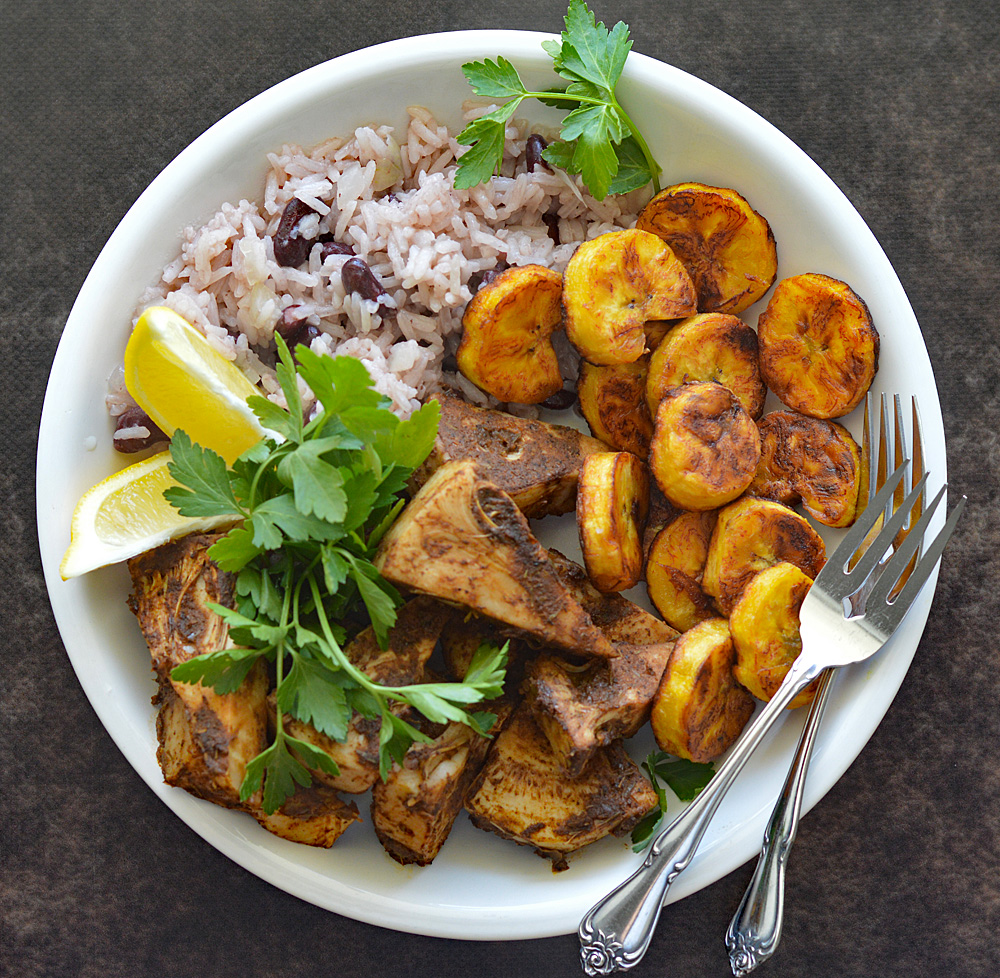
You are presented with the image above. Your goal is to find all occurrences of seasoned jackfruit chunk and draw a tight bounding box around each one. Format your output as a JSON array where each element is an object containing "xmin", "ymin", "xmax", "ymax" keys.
[
  {"xmin": 748, "ymin": 410, "xmax": 863, "ymax": 527},
  {"xmin": 703, "ymin": 496, "xmax": 826, "ymax": 614},
  {"xmin": 524, "ymin": 640, "xmax": 674, "ymax": 776},
  {"xmin": 729, "ymin": 562, "xmax": 817, "ymax": 708},
  {"xmin": 650, "ymin": 618, "xmax": 755, "ymax": 762},
  {"xmin": 546, "ymin": 549, "xmax": 679, "ymax": 646},
  {"xmin": 375, "ymin": 461, "xmax": 615, "ymax": 658},
  {"xmin": 577, "ymin": 451, "xmax": 650, "ymax": 593},
  {"xmin": 576, "ymin": 357, "xmax": 654, "ymax": 457},
  {"xmin": 128, "ymin": 533, "xmax": 268, "ymax": 811},
  {"xmin": 757, "ymin": 273, "xmax": 879, "ymax": 419},
  {"xmin": 465, "ymin": 703, "xmax": 657, "ymax": 869},
  {"xmin": 372, "ymin": 716, "xmax": 495, "ymax": 866},
  {"xmin": 646, "ymin": 313, "xmax": 766, "ymax": 419},
  {"xmin": 563, "ymin": 229, "xmax": 697, "ymax": 365},
  {"xmin": 645, "ymin": 510, "xmax": 718, "ymax": 632},
  {"xmin": 636, "ymin": 183, "xmax": 778, "ymax": 315},
  {"xmin": 649, "ymin": 381, "xmax": 761, "ymax": 511},
  {"xmin": 408, "ymin": 391, "xmax": 604, "ymax": 519},
  {"xmin": 251, "ymin": 784, "xmax": 360, "ymax": 848},
  {"xmin": 456, "ymin": 264, "xmax": 565, "ymax": 404}
]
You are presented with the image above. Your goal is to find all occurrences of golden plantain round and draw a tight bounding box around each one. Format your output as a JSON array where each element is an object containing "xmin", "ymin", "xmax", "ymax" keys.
[
  {"xmin": 748, "ymin": 410, "xmax": 863, "ymax": 527},
  {"xmin": 456, "ymin": 264, "xmax": 564, "ymax": 404},
  {"xmin": 649, "ymin": 381, "xmax": 761, "ymax": 511},
  {"xmin": 636, "ymin": 182, "xmax": 777, "ymax": 315},
  {"xmin": 645, "ymin": 510, "xmax": 718, "ymax": 633},
  {"xmin": 646, "ymin": 312, "xmax": 766, "ymax": 419},
  {"xmin": 576, "ymin": 451, "xmax": 650, "ymax": 593},
  {"xmin": 563, "ymin": 229, "xmax": 697, "ymax": 365},
  {"xmin": 649, "ymin": 617, "xmax": 755, "ymax": 763},
  {"xmin": 756, "ymin": 272, "xmax": 879, "ymax": 419},
  {"xmin": 730, "ymin": 562, "xmax": 817, "ymax": 709},
  {"xmin": 577, "ymin": 357, "xmax": 654, "ymax": 457},
  {"xmin": 702, "ymin": 496, "xmax": 826, "ymax": 615}
]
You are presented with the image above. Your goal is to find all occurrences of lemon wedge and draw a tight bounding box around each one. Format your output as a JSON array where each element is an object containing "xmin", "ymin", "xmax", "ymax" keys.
[
  {"xmin": 124, "ymin": 306, "xmax": 266, "ymax": 464},
  {"xmin": 59, "ymin": 451, "xmax": 236, "ymax": 579},
  {"xmin": 61, "ymin": 307, "xmax": 270, "ymax": 578}
]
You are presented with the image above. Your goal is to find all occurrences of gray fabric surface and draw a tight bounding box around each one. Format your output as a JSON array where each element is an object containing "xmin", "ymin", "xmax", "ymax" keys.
[{"xmin": 4, "ymin": 1, "xmax": 999, "ymax": 975}]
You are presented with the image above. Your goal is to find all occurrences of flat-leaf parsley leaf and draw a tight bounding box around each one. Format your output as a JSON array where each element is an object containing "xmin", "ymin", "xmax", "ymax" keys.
[
  {"xmin": 455, "ymin": 0, "xmax": 661, "ymax": 200},
  {"xmin": 166, "ymin": 337, "xmax": 508, "ymax": 813},
  {"xmin": 631, "ymin": 752, "xmax": 716, "ymax": 852}
]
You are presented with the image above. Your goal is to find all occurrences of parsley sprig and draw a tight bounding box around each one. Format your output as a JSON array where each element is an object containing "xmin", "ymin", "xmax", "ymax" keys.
[
  {"xmin": 455, "ymin": 0, "xmax": 661, "ymax": 200},
  {"xmin": 631, "ymin": 752, "xmax": 716, "ymax": 852},
  {"xmin": 163, "ymin": 339, "xmax": 508, "ymax": 814}
]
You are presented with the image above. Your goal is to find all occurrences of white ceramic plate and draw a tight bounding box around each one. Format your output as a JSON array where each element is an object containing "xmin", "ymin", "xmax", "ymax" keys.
[{"xmin": 37, "ymin": 31, "xmax": 946, "ymax": 940}]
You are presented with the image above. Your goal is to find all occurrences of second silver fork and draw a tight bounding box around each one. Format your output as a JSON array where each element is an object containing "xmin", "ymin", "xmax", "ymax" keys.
[{"xmin": 726, "ymin": 392, "xmax": 926, "ymax": 976}]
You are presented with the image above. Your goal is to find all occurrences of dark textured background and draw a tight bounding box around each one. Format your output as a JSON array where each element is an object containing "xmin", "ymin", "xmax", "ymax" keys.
[{"xmin": 4, "ymin": 1, "xmax": 999, "ymax": 976}]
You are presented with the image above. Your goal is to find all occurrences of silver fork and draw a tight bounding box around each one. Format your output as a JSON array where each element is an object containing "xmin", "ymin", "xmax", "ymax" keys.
[
  {"xmin": 578, "ymin": 443, "xmax": 964, "ymax": 976},
  {"xmin": 725, "ymin": 393, "xmax": 926, "ymax": 976}
]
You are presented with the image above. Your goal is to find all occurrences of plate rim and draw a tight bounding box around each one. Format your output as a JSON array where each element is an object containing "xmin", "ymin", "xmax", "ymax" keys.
[{"xmin": 36, "ymin": 28, "xmax": 946, "ymax": 941}]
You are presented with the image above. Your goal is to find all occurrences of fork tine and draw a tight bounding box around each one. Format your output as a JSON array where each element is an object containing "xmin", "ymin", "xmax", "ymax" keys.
[
  {"xmin": 857, "ymin": 392, "xmax": 875, "ymax": 511},
  {"xmin": 867, "ymin": 484, "xmax": 946, "ymax": 610},
  {"xmin": 867, "ymin": 493, "xmax": 966, "ymax": 634},
  {"xmin": 822, "ymin": 461, "xmax": 911, "ymax": 597}
]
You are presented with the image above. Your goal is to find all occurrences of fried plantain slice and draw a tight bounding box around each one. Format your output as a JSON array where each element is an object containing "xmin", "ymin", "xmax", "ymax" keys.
[
  {"xmin": 748, "ymin": 410, "xmax": 863, "ymax": 527},
  {"xmin": 649, "ymin": 618, "xmax": 755, "ymax": 762},
  {"xmin": 645, "ymin": 510, "xmax": 718, "ymax": 632},
  {"xmin": 577, "ymin": 357, "xmax": 654, "ymax": 457},
  {"xmin": 636, "ymin": 183, "xmax": 777, "ymax": 315},
  {"xmin": 649, "ymin": 381, "xmax": 761, "ymax": 511},
  {"xmin": 644, "ymin": 319, "xmax": 676, "ymax": 350},
  {"xmin": 702, "ymin": 496, "xmax": 826, "ymax": 614},
  {"xmin": 563, "ymin": 229, "xmax": 697, "ymax": 365},
  {"xmin": 577, "ymin": 451, "xmax": 650, "ymax": 593},
  {"xmin": 456, "ymin": 263, "xmax": 564, "ymax": 404},
  {"xmin": 642, "ymin": 483, "xmax": 681, "ymax": 557},
  {"xmin": 729, "ymin": 562, "xmax": 818, "ymax": 708},
  {"xmin": 757, "ymin": 272, "xmax": 879, "ymax": 419},
  {"xmin": 646, "ymin": 313, "xmax": 766, "ymax": 419}
]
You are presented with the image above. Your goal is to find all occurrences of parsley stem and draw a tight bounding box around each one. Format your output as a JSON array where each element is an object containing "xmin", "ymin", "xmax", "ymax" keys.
[
  {"xmin": 247, "ymin": 443, "xmax": 285, "ymax": 510},
  {"xmin": 305, "ymin": 572, "xmax": 492, "ymax": 712},
  {"xmin": 307, "ymin": 572, "xmax": 388, "ymax": 700},
  {"xmin": 271, "ymin": 565, "xmax": 294, "ymax": 742},
  {"xmin": 609, "ymin": 98, "xmax": 662, "ymax": 194}
]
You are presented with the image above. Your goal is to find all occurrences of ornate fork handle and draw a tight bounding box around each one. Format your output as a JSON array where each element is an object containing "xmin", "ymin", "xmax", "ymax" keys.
[
  {"xmin": 724, "ymin": 667, "xmax": 835, "ymax": 975},
  {"xmin": 579, "ymin": 657, "xmax": 823, "ymax": 975}
]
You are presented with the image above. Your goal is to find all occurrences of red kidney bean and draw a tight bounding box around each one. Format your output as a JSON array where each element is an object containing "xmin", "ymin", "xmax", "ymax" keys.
[
  {"xmin": 541, "ymin": 388, "xmax": 577, "ymax": 411},
  {"xmin": 113, "ymin": 406, "xmax": 167, "ymax": 453},
  {"xmin": 526, "ymin": 133, "xmax": 551, "ymax": 173},
  {"xmin": 319, "ymin": 239, "xmax": 355, "ymax": 261},
  {"xmin": 273, "ymin": 199, "xmax": 316, "ymax": 267},
  {"xmin": 297, "ymin": 323, "xmax": 322, "ymax": 347},
  {"xmin": 341, "ymin": 256, "xmax": 385, "ymax": 302},
  {"xmin": 275, "ymin": 305, "xmax": 309, "ymax": 342},
  {"xmin": 290, "ymin": 324, "xmax": 322, "ymax": 363},
  {"xmin": 468, "ymin": 258, "xmax": 510, "ymax": 293},
  {"xmin": 542, "ymin": 212, "xmax": 560, "ymax": 244}
]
